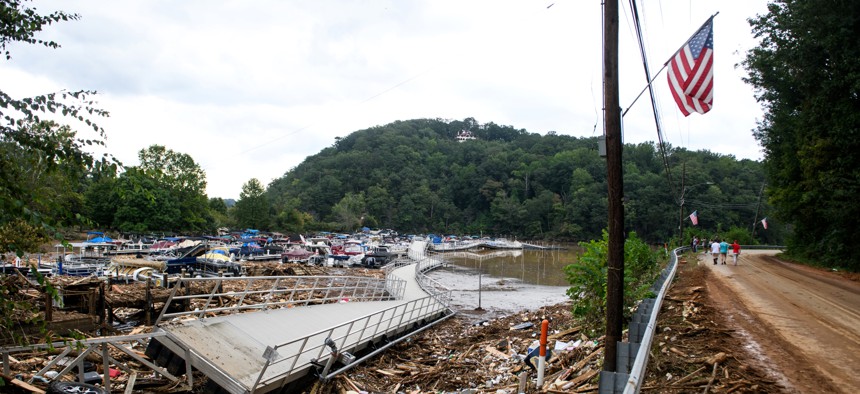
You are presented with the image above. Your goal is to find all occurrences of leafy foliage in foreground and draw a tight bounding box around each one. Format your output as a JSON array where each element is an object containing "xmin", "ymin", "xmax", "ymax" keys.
[
  {"xmin": 564, "ymin": 231, "xmax": 660, "ymax": 333},
  {"xmin": 0, "ymin": 0, "xmax": 105, "ymax": 352}
]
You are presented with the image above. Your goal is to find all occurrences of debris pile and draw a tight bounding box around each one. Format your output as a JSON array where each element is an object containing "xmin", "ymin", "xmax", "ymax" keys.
[
  {"xmin": 641, "ymin": 260, "xmax": 782, "ymax": 393},
  {"xmin": 313, "ymin": 302, "xmax": 609, "ymax": 394}
]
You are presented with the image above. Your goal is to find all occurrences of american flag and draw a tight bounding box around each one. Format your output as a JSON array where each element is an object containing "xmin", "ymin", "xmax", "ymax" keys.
[
  {"xmin": 667, "ymin": 18, "xmax": 714, "ymax": 116},
  {"xmin": 689, "ymin": 210, "xmax": 699, "ymax": 226},
  {"xmin": 761, "ymin": 217, "xmax": 768, "ymax": 230}
]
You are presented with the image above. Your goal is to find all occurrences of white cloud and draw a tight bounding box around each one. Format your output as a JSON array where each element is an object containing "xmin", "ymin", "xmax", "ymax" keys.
[{"xmin": 0, "ymin": 0, "xmax": 769, "ymax": 198}]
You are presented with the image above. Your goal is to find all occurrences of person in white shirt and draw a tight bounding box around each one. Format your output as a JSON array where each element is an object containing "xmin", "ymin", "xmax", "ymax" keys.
[{"xmin": 710, "ymin": 239, "xmax": 720, "ymax": 265}]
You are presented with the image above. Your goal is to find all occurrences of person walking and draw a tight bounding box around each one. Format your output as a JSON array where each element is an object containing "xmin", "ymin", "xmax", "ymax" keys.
[
  {"xmin": 719, "ymin": 239, "xmax": 729, "ymax": 265},
  {"xmin": 710, "ymin": 238, "xmax": 720, "ymax": 265},
  {"xmin": 692, "ymin": 236, "xmax": 699, "ymax": 253},
  {"xmin": 731, "ymin": 240, "xmax": 741, "ymax": 265}
]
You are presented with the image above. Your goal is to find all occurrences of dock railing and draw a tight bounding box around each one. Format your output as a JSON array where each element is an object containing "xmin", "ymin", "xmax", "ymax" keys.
[
  {"xmin": 249, "ymin": 242, "xmax": 455, "ymax": 391},
  {"xmin": 155, "ymin": 275, "xmax": 406, "ymax": 325},
  {"xmin": 249, "ymin": 291, "xmax": 452, "ymax": 391}
]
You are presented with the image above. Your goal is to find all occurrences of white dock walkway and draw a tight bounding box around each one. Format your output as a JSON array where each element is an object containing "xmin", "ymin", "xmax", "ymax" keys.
[{"xmin": 152, "ymin": 242, "xmax": 451, "ymax": 393}]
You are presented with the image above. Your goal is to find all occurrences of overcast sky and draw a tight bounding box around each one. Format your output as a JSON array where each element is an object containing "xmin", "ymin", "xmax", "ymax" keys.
[{"xmin": 0, "ymin": 1, "xmax": 769, "ymax": 199}]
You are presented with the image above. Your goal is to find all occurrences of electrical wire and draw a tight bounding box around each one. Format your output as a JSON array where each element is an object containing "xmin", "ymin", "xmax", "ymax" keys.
[{"xmin": 627, "ymin": 0, "xmax": 677, "ymax": 202}]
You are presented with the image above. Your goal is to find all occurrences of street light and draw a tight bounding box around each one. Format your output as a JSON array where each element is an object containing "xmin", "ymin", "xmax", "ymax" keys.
[{"xmin": 679, "ymin": 181, "xmax": 713, "ymax": 243}]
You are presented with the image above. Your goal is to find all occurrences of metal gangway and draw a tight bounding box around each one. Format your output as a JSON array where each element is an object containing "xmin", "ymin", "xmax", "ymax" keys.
[{"xmin": 145, "ymin": 241, "xmax": 453, "ymax": 393}]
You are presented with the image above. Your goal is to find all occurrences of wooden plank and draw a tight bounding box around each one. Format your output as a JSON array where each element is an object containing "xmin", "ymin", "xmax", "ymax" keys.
[
  {"xmin": 9, "ymin": 377, "xmax": 46, "ymax": 394},
  {"xmin": 124, "ymin": 372, "xmax": 138, "ymax": 394}
]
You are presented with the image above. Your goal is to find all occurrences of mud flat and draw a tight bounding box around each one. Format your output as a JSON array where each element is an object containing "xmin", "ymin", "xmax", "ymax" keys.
[{"xmin": 427, "ymin": 264, "xmax": 570, "ymax": 320}]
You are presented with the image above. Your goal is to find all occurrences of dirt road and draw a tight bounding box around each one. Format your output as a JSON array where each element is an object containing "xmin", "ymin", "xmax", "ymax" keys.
[{"xmin": 702, "ymin": 249, "xmax": 860, "ymax": 393}]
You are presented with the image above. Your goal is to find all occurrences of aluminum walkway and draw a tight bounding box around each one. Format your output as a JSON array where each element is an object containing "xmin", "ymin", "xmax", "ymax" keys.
[{"xmin": 148, "ymin": 241, "xmax": 453, "ymax": 394}]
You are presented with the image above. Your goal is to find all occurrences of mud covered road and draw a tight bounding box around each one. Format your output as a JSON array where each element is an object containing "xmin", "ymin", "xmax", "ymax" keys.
[{"xmin": 703, "ymin": 250, "xmax": 860, "ymax": 393}]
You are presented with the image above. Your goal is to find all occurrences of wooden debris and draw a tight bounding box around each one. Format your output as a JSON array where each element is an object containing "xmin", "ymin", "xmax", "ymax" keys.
[
  {"xmin": 669, "ymin": 346, "xmax": 688, "ymax": 358},
  {"xmin": 1, "ymin": 374, "xmax": 46, "ymax": 394},
  {"xmin": 548, "ymin": 325, "xmax": 582, "ymax": 340},
  {"xmin": 484, "ymin": 344, "xmax": 509, "ymax": 359}
]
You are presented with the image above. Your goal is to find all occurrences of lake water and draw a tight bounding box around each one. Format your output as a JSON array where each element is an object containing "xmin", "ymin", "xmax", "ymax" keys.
[
  {"xmin": 438, "ymin": 244, "xmax": 581, "ymax": 286},
  {"xmin": 426, "ymin": 244, "xmax": 582, "ymax": 317}
]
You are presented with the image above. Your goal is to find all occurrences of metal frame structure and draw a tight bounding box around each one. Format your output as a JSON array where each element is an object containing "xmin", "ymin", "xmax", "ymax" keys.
[
  {"xmin": 1, "ymin": 331, "xmax": 192, "ymax": 392},
  {"xmin": 155, "ymin": 275, "xmax": 407, "ymax": 324},
  {"xmin": 3, "ymin": 241, "xmax": 458, "ymax": 393}
]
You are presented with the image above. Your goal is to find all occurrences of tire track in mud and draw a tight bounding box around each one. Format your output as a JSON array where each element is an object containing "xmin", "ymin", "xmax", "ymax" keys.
[{"xmin": 747, "ymin": 255, "xmax": 860, "ymax": 345}]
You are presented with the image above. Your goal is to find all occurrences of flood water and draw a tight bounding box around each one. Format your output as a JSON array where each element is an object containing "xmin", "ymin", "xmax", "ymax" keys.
[{"xmin": 426, "ymin": 244, "xmax": 582, "ymax": 318}]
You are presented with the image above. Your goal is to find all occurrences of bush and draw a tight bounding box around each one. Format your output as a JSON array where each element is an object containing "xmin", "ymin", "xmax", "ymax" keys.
[{"xmin": 564, "ymin": 230, "xmax": 660, "ymax": 334}]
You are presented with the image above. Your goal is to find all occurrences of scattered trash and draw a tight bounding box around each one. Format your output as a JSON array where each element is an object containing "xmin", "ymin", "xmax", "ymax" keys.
[{"xmin": 510, "ymin": 322, "xmax": 534, "ymax": 330}]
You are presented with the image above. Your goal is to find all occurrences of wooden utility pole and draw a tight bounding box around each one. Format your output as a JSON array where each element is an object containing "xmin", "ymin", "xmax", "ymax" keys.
[
  {"xmin": 603, "ymin": 0, "xmax": 624, "ymax": 373},
  {"xmin": 751, "ymin": 183, "xmax": 765, "ymax": 239},
  {"xmin": 678, "ymin": 162, "xmax": 686, "ymax": 244}
]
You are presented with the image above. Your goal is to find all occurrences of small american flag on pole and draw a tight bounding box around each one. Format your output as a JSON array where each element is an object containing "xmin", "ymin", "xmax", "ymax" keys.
[
  {"xmin": 689, "ymin": 210, "xmax": 699, "ymax": 226},
  {"xmin": 667, "ymin": 17, "xmax": 714, "ymax": 116},
  {"xmin": 761, "ymin": 217, "xmax": 768, "ymax": 230}
]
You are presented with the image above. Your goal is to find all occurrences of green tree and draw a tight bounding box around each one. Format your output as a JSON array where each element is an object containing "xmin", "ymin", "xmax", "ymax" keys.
[
  {"xmin": 113, "ymin": 168, "xmax": 181, "ymax": 232},
  {"xmin": 83, "ymin": 176, "xmax": 119, "ymax": 228},
  {"xmin": 743, "ymin": 0, "xmax": 860, "ymax": 269},
  {"xmin": 1, "ymin": 5, "xmax": 111, "ymax": 251},
  {"xmin": 207, "ymin": 197, "xmax": 232, "ymax": 229},
  {"xmin": 233, "ymin": 178, "xmax": 270, "ymax": 230},
  {"xmin": 208, "ymin": 197, "xmax": 228, "ymax": 215},
  {"xmin": 331, "ymin": 192, "xmax": 366, "ymax": 232},
  {"xmin": 136, "ymin": 145, "xmax": 211, "ymax": 232}
]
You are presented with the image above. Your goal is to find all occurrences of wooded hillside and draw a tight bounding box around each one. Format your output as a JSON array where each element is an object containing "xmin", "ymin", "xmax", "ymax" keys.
[{"xmin": 266, "ymin": 118, "xmax": 777, "ymax": 244}]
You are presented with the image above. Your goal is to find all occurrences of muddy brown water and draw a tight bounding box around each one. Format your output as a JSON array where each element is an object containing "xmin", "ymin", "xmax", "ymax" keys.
[{"xmin": 426, "ymin": 245, "xmax": 581, "ymax": 320}]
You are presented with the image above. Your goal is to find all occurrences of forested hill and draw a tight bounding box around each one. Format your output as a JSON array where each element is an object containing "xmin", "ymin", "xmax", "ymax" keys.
[{"xmin": 266, "ymin": 118, "xmax": 775, "ymax": 243}]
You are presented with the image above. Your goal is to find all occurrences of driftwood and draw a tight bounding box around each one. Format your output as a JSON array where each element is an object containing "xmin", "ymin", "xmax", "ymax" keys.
[
  {"xmin": 669, "ymin": 347, "xmax": 689, "ymax": 358},
  {"xmin": 548, "ymin": 325, "xmax": 582, "ymax": 340},
  {"xmin": 561, "ymin": 367, "xmax": 600, "ymax": 390},
  {"xmin": 672, "ymin": 365, "xmax": 707, "ymax": 385},
  {"xmin": 703, "ymin": 361, "xmax": 720, "ymax": 394},
  {"xmin": 483, "ymin": 344, "xmax": 509, "ymax": 359}
]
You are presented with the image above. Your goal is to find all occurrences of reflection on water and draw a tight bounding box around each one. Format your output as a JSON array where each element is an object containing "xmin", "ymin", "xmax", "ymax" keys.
[{"xmin": 440, "ymin": 244, "xmax": 582, "ymax": 287}]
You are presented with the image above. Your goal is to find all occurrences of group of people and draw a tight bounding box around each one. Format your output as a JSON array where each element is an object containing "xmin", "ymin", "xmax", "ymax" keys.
[{"xmin": 691, "ymin": 236, "xmax": 741, "ymax": 265}]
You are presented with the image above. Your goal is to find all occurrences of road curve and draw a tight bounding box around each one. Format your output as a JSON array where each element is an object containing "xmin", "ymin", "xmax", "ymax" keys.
[{"xmin": 702, "ymin": 249, "xmax": 860, "ymax": 393}]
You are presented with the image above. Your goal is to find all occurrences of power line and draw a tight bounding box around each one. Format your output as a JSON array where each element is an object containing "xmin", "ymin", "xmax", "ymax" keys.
[{"xmin": 626, "ymin": 0, "xmax": 677, "ymax": 202}]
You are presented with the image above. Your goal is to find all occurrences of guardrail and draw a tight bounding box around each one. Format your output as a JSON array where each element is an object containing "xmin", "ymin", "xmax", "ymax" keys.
[
  {"xmin": 597, "ymin": 247, "xmax": 680, "ymax": 393},
  {"xmin": 600, "ymin": 245, "xmax": 785, "ymax": 393},
  {"xmin": 155, "ymin": 275, "xmax": 406, "ymax": 325}
]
